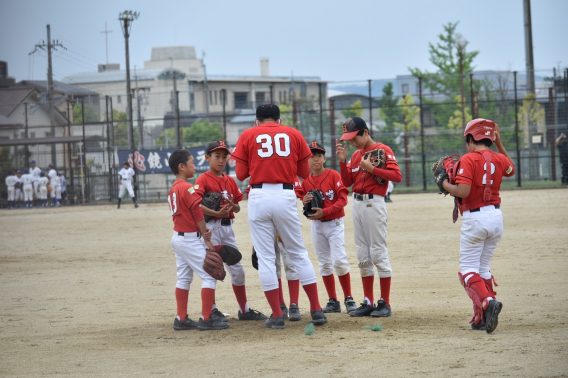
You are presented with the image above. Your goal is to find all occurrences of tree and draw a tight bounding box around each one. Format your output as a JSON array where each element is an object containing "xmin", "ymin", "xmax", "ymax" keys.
[
  {"xmin": 341, "ymin": 100, "xmax": 363, "ymax": 119},
  {"xmin": 447, "ymin": 95, "xmax": 472, "ymax": 130},
  {"xmin": 110, "ymin": 109, "xmax": 138, "ymax": 149},
  {"xmin": 394, "ymin": 94, "xmax": 420, "ymax": 186},
  {"xmin": 378, "ymin": 83, "xmax": 402, "ymax": 154},
  {"xmin": 183, "ymin": 120, "xmax": 224, "ymax": 145},
  {"xmin": 73, "ymin": 103, "xmax": 100, "ymax": 124},
  {"xmin": 518, "ymin": 93, "xmax": 545, "ymax": 180}
]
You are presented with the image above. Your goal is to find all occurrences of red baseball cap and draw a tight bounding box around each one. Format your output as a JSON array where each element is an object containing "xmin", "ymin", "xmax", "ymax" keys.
[
  {"xmin": 206, "ymin": 140, "xmax": 231, "ymax": 155},
  {"xmin": 340, "ymin": 117, "xmax": 368, "ymax": 141}
]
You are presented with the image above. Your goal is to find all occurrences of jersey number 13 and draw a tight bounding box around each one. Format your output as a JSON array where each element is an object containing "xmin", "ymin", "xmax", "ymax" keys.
[
  {"xmin": 168, "ymin": 193, "xmax": 178, "ymax": 215},
  {"xmin": 256, "ymin": 133, "xmax": 291, "ymax": 158}
]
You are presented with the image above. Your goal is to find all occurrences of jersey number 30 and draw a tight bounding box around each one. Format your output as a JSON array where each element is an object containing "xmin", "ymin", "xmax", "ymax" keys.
[
  {"xmin": 256, "ymin": 133, "xmax": 291, "ymax": 158},
  {"xmin": 168, "ymin": 193, "xmax": 177, "ymax": 215}
]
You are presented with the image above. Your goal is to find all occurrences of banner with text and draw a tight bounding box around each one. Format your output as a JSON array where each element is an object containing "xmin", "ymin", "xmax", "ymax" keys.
[{"xmin": 117, "ymin": 147, "xmax": 235, "ymax": 174}]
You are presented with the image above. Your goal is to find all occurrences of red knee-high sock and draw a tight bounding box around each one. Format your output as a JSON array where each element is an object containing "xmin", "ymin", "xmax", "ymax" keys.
[
  {"xmin": 265, "ymin": 288, "xmax": 284, "ymax": 317},
  {"xmin": 232, "ymin": 284, "xmax": 248, "ymax": 313},
  {"xmin": 379, "ymin": 277, "xmax": 391, "ymax": 306},
  {"xmin": 362, "ymin": 276, "xmax": 375, "ymax": 305},
  {"xmin": 338, "ymin": 272, "xmax": 353, "ymax": 299},
  {"xmin": 302, "ymin": 283, "xmax": 322, "ymax": 312},
  {"xmin": 175, "ymin": 288, "xmax": 189, "ymax": 320},
  {"xmin": 201, "ymin": 288, "xmax": 215, "ymax": 320},
  {"xmin": 288, "ymin": 279, "xmax": 300, "ymax": 305},
  {"xmin": 322, "ymin": 274, "xmax": 337, "ymax": 300},
  {"xmin": 277, "ymin": 278, "xmax": 285, "ymax": 305}
]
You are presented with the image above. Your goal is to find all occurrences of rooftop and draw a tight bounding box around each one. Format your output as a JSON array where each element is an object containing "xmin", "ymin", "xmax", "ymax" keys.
[
  {"xmin": 0, "ymin": 87, "xmax": 37, "ymax": 117},
  {"xmin": 16, "ymin": 80, "xmax": 99, "ymax": 97}
]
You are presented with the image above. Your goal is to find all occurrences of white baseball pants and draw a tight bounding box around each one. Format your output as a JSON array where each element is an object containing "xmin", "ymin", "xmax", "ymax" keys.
[
  {"xmin": 51, "ymin": 185, "xmax": 61, "ymax": 199},
  {"xmin": 39, "ymin": 187, "xmax": 48, "ymax": 200},
  {"xmin": 23, "ymin": 184, "xmax": 33, "ymax": 202},
  {"xmin": 119, "ymin": 180, "xmax": 135, "ymax": 198},
  {"xmin": 15, "ymin": 189, "xmax": 23, "ymax": 201},
  {"xmin": 460, "ymin": 206, "xmax": 503, "ymax": 280},
  {"xmin": 7, "ymin": 187, "xmax": 15, "ymax": 201},
  {"xmin": 352, "ymin": 195, "xmax": 392, "ymax": 278},
  {"xmin": 275, "ymin": 239, "xmax": 299, "ymax": 281},
  {"xmin": 207, "ymin": 219, "xmax": 246, "ymax": 286},
  {"xmin": 311, "ymin": 218, "xmax": 350, "ymax": 276},
  {"xmin": 171, "ymin": 232, "xmax": 217, "ymax": 290},
  {"xmin": 248, "ymin": 184, "xmax": 317, "ymax": 291}
]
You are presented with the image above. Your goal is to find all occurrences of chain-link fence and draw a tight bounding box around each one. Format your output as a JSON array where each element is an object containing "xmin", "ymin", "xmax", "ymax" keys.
[{"xmin": 2, "ymin": 69, "xmax": 567, "ymax": 205}]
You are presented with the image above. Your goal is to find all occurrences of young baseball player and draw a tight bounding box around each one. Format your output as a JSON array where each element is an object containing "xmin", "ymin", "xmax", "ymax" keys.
[
  {"xmin": 50, "ymin": 170, "xmax": 62, "ymax": 207},
  {"xmin": 5, "ymin": 170, "xmax": 17, "ymax": 209},
  {"xmin": 29, "ymin": 160, "xmax": 41, "ymax": 198},
  {"xmin": 232, "ymin": 103, "xmax": 327, "ymax": 329},
  {"xmin": 336, "ymin": 117, "xmax": 402, "ymax": 318},
  {"xmin": 14, "ymin": 171, "xmax": 23, "ymax": 208},
  {"xmin": 301, "ymin": 141, "xmax": 358, "ymax": 314},
  {"xmin": 117, "ymin": 162, "xmax": 138, "ymax": 209},
  {"xmin": 21, "ymin": 168, "xmax": 34, "ymax": 209},
  {"xmin": 194, "ymin": 141, "xmax": 268, "ymax": 322},
  {"xmin": 37, "ymin": 171, "xmax": 49, "ymax": 207},
  {"xmin": 167, "ymin": 149, "xmax": 229, "ymax": 331},
  {"xmin": 59, "ymin": 172, "xmax": 67, "ymax": 204},
  {"xmin": 441, "ymin": 119, "xmax": 515, "ymax": 333}
]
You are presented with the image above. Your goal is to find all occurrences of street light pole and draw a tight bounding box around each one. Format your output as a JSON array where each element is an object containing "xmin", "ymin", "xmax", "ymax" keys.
[
  {"xmin": 455, "ymin": 34, "xmax": 468, "ymax": 131},
  {"xmin": 119, "ymin": 10, "xmax": 140, "ymax": 197}
]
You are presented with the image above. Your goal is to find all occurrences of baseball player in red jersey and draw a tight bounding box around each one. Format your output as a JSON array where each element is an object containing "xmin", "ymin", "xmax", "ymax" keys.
[
  {"xmin": 336, "ymin": 117, "xmax": 402, "ymax": 318},
  {"xmin": 195, "ymin": 141, "xmax": 268, "ymax": 322},
  {"xmin": 232, "ymin": 104, "xmax": 327, "ymax": 329},
  {"xmin": 442, "ymin": 119, "xmax": 515, "ymax": 333},
  {"xmin": 167, "ymin": 149, "xmax": 229, "ymax": 331},
  {"xmin": 301, "ymin": 142, "xmax": 358, "ymax": 314}
]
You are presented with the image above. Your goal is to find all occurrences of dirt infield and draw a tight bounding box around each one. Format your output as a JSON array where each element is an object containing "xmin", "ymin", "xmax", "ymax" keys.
[{"xmin": 1, "ymin": 189, "xmax": 567, "ymax": 377}]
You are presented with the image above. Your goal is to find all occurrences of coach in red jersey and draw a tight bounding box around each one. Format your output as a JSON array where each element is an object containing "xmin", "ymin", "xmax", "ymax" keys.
[{"xmin": 232, "ymin": 104, "xmax": 327, "ymax": 329}]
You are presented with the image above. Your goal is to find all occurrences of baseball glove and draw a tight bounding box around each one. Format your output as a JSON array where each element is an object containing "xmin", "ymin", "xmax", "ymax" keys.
[
  {"xmin": 302, "ymin": 190, "xmax": 324, "ymax": 218},
  {"xmin": 251, "ymin": 246, "xmax": 258, "ymax": 270},
  {"xmin": 202, "ymin": 191, "xmax": 223, "ymax": 223},
  {"xmin": 203, "ymin": 249, "xmax": 226, "ymax": 281},
  {"xmin": 364, "ymin": 149, "xmax": 387, "ymax": 184},
  {"xmin": 431, "ymin": 154, "xmax": 461, "ymax": 195},
  {"xmin": 215, "ymin": 245, "xmax": 242, "ymax": 265}
]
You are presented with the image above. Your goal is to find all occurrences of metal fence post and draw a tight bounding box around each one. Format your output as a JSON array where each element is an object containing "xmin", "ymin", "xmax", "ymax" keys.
[
  {"xmin": 419, "ymin": 77, "xmax": 426, "ymax": 190},
  {"xmin": 330, "ymin": 99, "xmax": 336, "ymax": 171},
  {"xmin": 514, "ymin": 71, "xmax": 522, "ymax": 187},
  {"xmin": 368, "ymin": 79, "xmax": 373, "ymax": 139},
  {"xmin": 319, "ymin": 83, "xmax": 324, "ymax": 145},
  {"xmin": 548, "ymin": 87, "xmax": 556, "ymax": 181}
]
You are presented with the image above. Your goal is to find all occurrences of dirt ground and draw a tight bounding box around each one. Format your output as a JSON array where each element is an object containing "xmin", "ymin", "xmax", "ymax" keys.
[{"xmin": 1, "ymin": 189, "xmax": 567, "ymax": 377}]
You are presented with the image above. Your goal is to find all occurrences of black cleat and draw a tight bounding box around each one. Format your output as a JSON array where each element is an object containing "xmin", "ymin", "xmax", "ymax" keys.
[
  {"xmin": 173, "ymin": 315, "xmax": 199, "ymax": 331},
  {"xmin": 349, "ymin": 302, "xmax": 375, "ymax": 317},
  {"xmin": 280, "ymin": 303, "xmax": 288, "ymax": 319},
  {"xmin": 471, "ymin": 321, "xmax": 486, "ymax": 331},
  {"xmin": 198, "ymin": 316, "xmax": 230, "ymax": 331},
  {"xmin": 311, "ymin": 310, "xmax": 328, "ymax": 325},
  {"xmin": 370, "ymin": 299, "xmax": 392, "ymax": 317},
  {"xmin": 211, "ymin": 308, "xmax": 229, "ymax": 323},
  {"xmin": 264, "ymin": 314, "xmax": 285, "ymax": 329},
  {"xmin": 484, "ymin": 300, "xmax": 503, "ymax": 334},
  {"xmin": 344, "ymin": 296, "xmax": 358, "ymax": 313},
  {"xmin": 238, "ymin": 308, "xmax": 268, "ymax": 321},
  {"xmin": 288, "ymin": 303, "xmax": 301, "ymax": 321},
  {"xmin": 322, "ymin": 298, "xmax": 341, "ymax": 313}
]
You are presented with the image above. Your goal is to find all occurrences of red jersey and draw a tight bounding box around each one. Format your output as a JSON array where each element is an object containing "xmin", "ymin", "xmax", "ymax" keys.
[
  {"xmin": 194, "ymin": 171, "xmax": 244, "ymax": 220},
  {"xmin": 167, "ymin": 180, "xmax": 204, "ymax": 233},
  {"xmin": 455, "ymin": 150, "xmax": 515, "ymax": 210},
  {"xmin": 231, "ymin": 123, "xmax": 312, "ymax": 184},
  {"xmin": 340, "ymin": 142, "xmax": 402, "ymax": 197},
  {"xmin": 293, "ymin": 179, "xmax": 305, "ymax": 198},
  {"xmin": 301, "ymin": 169, "xmax": 349, "ymax": 220}
]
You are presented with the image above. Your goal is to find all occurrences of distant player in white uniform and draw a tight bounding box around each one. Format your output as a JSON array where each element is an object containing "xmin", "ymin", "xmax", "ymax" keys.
[
  {"xmin": 5, "ymin": 170, "xmax": 17, "ymax": 209},
  {"xmin": 29, "ymin": 160, "xmax": 41, "ymax": 196},
  {"xmin": 117, "ymin": 162, "xmax": 138, "ymax": 209},
  {"xmin": 21, "ymin": 168, "xmax": 34, "ymax": 209},
  {"xmin": 14, "ymin": 171, "xmax": 23, "ymax": 208},
  {"xmin": 231, "ymin": 104, "xmax": 327, "ymax": 329},
  {"xmin": 37, "ymin": 171, "xmax": 49, "ymax": 208},
  {"xmin": 59, "ymin": 172, "xmax": 67, "ymax": 203},
  {"xmin": 47, "ymin": 164, "xmax": 61, "ymax": 207}
]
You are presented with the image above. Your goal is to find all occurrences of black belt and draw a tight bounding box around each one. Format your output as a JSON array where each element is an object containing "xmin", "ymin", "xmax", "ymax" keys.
[
  {"xmin": 252, "ymin": 183, "xmax": 294, "ymax": 190},
  {"xmin": 470, "ymin": 205, "xmax": 500, "ymax": 213},
  {"xmin": 320, "ymin": 219, "xmax": 334, "ymax": 223},
  {"xmin": 220, "ymin": 219, "xmax": 232, "ymax": 226},
  {"xmin": 354, "ymin": 193, "xmax": 373, "ymax": 201},
  {"xmin": 177, "ymin": 231, "xmax": 201, "ymax": 237}
]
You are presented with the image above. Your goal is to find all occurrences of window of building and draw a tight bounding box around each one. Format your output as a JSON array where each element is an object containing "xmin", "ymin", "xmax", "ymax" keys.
[
  {"xmin": 234, "ymin": 92, "xmax": 248, "ymax": 109},
  {"xmin": 300, "ymin": 83, "xmax": 307, "ymax": 98},
  {"xmin": 214, "ymin": 91, "xmax": 218, "ymax": 105},
  {"xmin": 256, "ymin": 92, "xmax": 265, "ymax": 105},
  {"xmin": 279, "ymin": 91, "xmax": 282, "ymax": 103},
  {"xmin": 402, "ymin": 84, "xmax": 409, "ymax": 94},
  {"xmin": 209, "ymin": 91, "xmax": 213, "ymax": 105},
  {"xmin": 117, "ymin": 95, "xmax": 122, "ymax": 103},
  {"xmin": 31, "ymin": 132, "xmax": 36, "ymax": 138}
]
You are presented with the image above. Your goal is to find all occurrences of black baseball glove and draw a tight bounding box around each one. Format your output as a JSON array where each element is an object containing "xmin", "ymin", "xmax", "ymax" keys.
[
  {"xmin": 302, "ymin": 190, "xmax": 324, "ymax": 218},
  {"xmin": 251, "ymin": 246, "xmax": 258, "ymax": 270},
  {"xmin": 202, "ymin": 191, "xmax": 223, "ymax": 222},
  {"xmin": 215, "ymin": 245, "xmax": 242, "ymax": 265},
  {"xmin": 364, "ymin": 149, "xmax": 387, "ymax": 184}
]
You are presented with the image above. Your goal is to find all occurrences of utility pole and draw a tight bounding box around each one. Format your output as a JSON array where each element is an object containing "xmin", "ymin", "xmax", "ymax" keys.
[
  {"xmin": 101, "ymin": 22, "xmax": 112, "ymax": 65},
  {"xmin": 523, "ymin": 0, "xmax": 536, "ymax": 94},
  {"xmin": 119, "ymin": 10, "xmax": 139, "ymax": 197},
  {"xmin": 202, "ymin": 51, "xmax": 210, "ymax": 114},
  {"xmin": 29, "ymin": 24, "xmax": 66, "ymax": 165},
  {"xmin": 455, "ymin": 34, "xmax": 468, "ymax": 131}
]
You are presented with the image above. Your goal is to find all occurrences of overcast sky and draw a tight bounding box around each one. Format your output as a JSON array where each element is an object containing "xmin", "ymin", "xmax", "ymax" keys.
[{"xmin": 1, "ymin": 0, "xmax": 566, "ymax": 84}]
